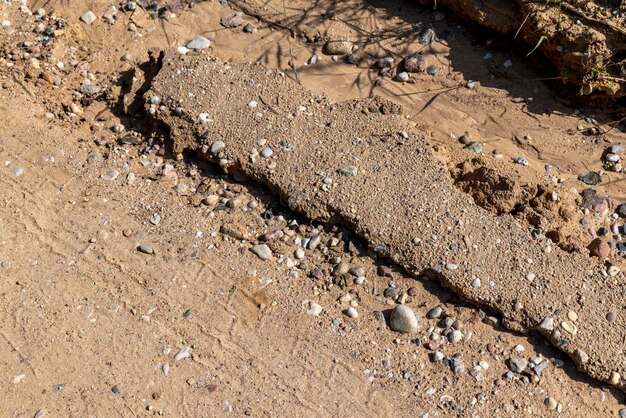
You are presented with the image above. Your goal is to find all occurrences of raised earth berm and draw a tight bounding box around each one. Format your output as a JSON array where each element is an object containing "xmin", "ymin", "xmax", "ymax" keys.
[{"xmin": 147, "ymin": 50, "xmax": 626, "ymax": 390}]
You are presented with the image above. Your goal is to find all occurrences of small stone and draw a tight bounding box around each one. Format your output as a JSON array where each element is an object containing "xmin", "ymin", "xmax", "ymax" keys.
[
  {"xmin": 303, "ymin": 300, "xmax": 322, "ymax": 316},
  {"xmin": 610, "ymin": 371, "xmax": 621, "ymax": 385},
  {"xmin": 150, "ymin": 213, "xmax": 161, "ymax": 225},
  {"xmin": 221, "ymin": 12, "xmax": 245, "ymax": 28},
  {"xmin": 606, "ymin": 153, "xmax": 620, "ymax": 162},
  {"xmin": 573, "ymin": 348, "xmax": 589, "ymax": 364},
  {"xmin": 308, "ymin": 55, "xmax": 320, "ymax": 65},
  {"xmin": 419, "ymin": 28, "xmax": 436, "ymax": 44},
  {"xmin": 390, "ymin": 305, "xmax": 418, "ymax": 333},
  {"xmin": 448, "ymin": 330, "xmax": 463, "ymax": 344},
  {"xmin": 101, "ymin": 169, "xmax": 119, "ymax": 181},
  {"xmin": 348, "ymin": 266, "xmax": 364, "ymax": 277},
  {"xmin": 427, "ymin": 307, "xmax": 442, "ymax": 319},
  {"xmin": 508, "ymin": 357, "xmax": 528, "ymax": 373},
  {"xmin": 403, "ymin": 53, "xmax": 426, "ymax": 72},
  {"xmin": 251, "ymin": 244, "xmax": 272, "ymax": 260},
  {"xmin": 538, "ymin": 317, "xmax": 554, "ymax": 331},
  {"xmin": 383, "ymin": 287, "xmax": 398, "ymax": 299},
  {"xmin": 588, "ymin": 238, "xmax": 610, "ymax": 258},
  {"xmin": 619, "ymin": 408, "xmax": 626, "ymax": 418},
  {"xmin": 395, "ymin": 71, "xmax": 409, "ymax": 82},
  {"xmin": 426, "ymin": 64, "xmax": 438, "ymax": 75},
  {"xmin": 338, "ymin": 166, "xmax": 358, "ymax": 176},
  {"xmin": 561, "ymin": 321, "xmax": 577, "ymax": 335},
  {"xmin": 545, "ymin": 397, "xmax": 557, "ymax": 410},
  {"xmin": 174, "ymin": 346, "xmax": 190, "ymax": 361},
  {"xmin": 534, "ymin": 360, "xmax": 548, "ymax": 376},
  {"xmin": 243, "ymin": 23, "xmax": 256, "ymax": 33},
  {"xmin": 324, "ymin": 39, "xmax": 353, "ymax": 55},
  {"xmin": 294, "ymin": 248, "xmax": 305, "ymax": 259},
  {"xmin": 138, "ymin": 244, "xmax": 154, "ymax": 255},
  {"xmin": 260, "ymin": 147, "xmax": 273, "ymax": 158},
  {"xmin": 210, "ymin": 141, "xmax": 225, "ymax": 154},
  {"xmin": 80, "ymin": 11, "xmax": 97, "ymax": 25},
  {"xmin": 11, "ymin": 167, "xmax": 24, "ymax": 177},
  {"xmin": 187, "ymin": 35, "xmax": 210, "ymax": 51},
  {"xmin": 332, "ymin": 262, "xmax": 350, "ymax": 276},
  {"xmin": 345, "ymin": 307, "xmax": 358, "ymax": 318},
  {"xmin": 111, "ymin": 385, "xmax": 120, "ymax": 394},
  {"xmin": 431, "ymin": 351, "xmax": 444, "ymax": 362}
]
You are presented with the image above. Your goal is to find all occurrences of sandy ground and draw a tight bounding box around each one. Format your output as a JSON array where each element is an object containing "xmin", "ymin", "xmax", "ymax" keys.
[{"xmin": 0, "ymin": 0, "xmax": 625, "ymax": 416}]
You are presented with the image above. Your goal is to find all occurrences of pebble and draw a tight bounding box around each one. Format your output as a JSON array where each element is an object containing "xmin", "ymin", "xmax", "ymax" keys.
[
  {"xmin": 426, "ymin": 64, "xmax": 438, "ymax": 75},
  {"xmin": 508, "ymin": 357, "xmax": 528, "ymax": 373},
  {"xmin": 111, "ymin": 385, "xmax": 120, "ymax": 394},
  {"xmin": 308, "ymin": 55, "xmax": 320, "ymax": 65},
  {"xmin": 101, "ymin": 169, "xmax": 119, "ymax": 181},
  {"xmin": 426, "ymin": 307, "xmax": 442, "ymax": 319},
  {"xmin": 243, "ymin": 23, "xmax": 256, "ymax": 33},
  {"xmin": 221, "ymin": 12, "xmax": 245, "ymax": 28},
  {"xmin": 619, "ymin": 408, "xmax": 626, "ymax": 418},
  {"xmin": 610, "ymin": 371, "xmax": 621, "ymax": 385},
  {"xmin": 561, "ymin": 320, "xmax": 577, "ymax": 335},
  {"xmin": 419, "ymin": 28, "xmax": 436, "ymax": 44},
  {"xmin": 324, "ymin": 40, "xmax": 353, "ymax": 55},
  {"xmin": 395, "ymin": 71, "xmax": 409, "ymax": 82},
  {"xmin": 390, "ymin": 305, "xmax": 418, "ymax": 333},
  {"xmin": 383, "ymin": 287, "xmax": 397, "ymax": 299},
  {"xmin": 348, "ymin": 266, "xmax": 364, "ymax": 276},
  {"xmin": 294, "ymin": 248, "xmax": 305, "ymax": 259},
  {"xmin": 248, "ymin": 100, "xmax": 258, "ymax": 108},
  {"xmin": 377, "ymin": 56, "xmax": 394, "ymax": 69},
  {"xmin": 174, "ymin": 346, "xmax": 190, "ymax": 361},
  {"xmin": 539, "ymin": 316, "xmax": 554, "ymax": 331},
  {"xmin": 187, "ymin": 35, "xmax": 210, "ymax": 51},
  {"xmin": 448, "ymin": 330, "xmax": 463, "ymax": 344},
  {"xmin": 588, "ymin": 237, "xmax": 610, "ymax": 258},
  {"xmin": 431, "ymin": 351, "xmax": 444, "ymax": 362},
  {"xmin": 573, "ymin": 348, "xmax": 589, "ymax": 364},
  {"xmin": 80, "ymin": 11, "xmax": 97, "ymax": 25},
  {"xmin": 345, "ymin": 307, "xmax": 358, "ymax": 318},
  {"xmin": 338, "ymin": 166, "xmax": 358, "ymax": 176},
  {"xmin": 150, "ymin": 213, "xmax": 161, "ymax": 225},
  {"xmin": 545, "ymin": 397, "xmax": 557, "ymax": 410},
  {"xmin": 138, "ymin": 244, "xmax": 154, "ymax": 255},
  {"xmin": 303, "ymin": 300, "xmax": 322, "ymax": 316},
  {"xmin": 512, "ymin": 156, "xmax": 529, "ymax": 166},
  {"xmin": 606, "ymin": 153, "xmax": 620, "ymax": 162},
  {"xmin": 12, "ymin": 167, "xmax": 24, "ymax": 177},
  {"xmin": 210, "ymin": 141, "xmax": 225, "ymax": 154},
  {"xmin": 403, "ymin": 53, "xmax": 426, "ymax": 72},
  {"xmin": 260, "ymin": 147, "xmax": 273, "ymax": 158},
  {"xmin": 251, "ymin": 244, "xmax": 272, "ymax": 260}
]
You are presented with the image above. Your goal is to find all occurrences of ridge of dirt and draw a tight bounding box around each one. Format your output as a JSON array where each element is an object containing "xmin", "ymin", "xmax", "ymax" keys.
[{"xmin": 148, "ymin": 50, "xmax": 626, "ymax": 391}]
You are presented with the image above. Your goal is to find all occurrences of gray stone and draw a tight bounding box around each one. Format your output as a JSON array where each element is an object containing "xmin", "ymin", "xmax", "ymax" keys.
[
  {"xmin": 348, "ymin": 266, "xmax": 364, "ymax": 277},
  {"xmin": 338, "ymin": 166, "xmax": 357, "ymax": 176},
  {"xmin": 447, "ymin": 330, "xmax": 463, "ymax": 344},
  {"xmin": 390, "ymin": 305, "xmax": 418, "ymax": 333},
  {"xmin": 221, "ymin": 12, "xmax": 245, "ymax": 28},
  {"xmin": 508, "ymin": 357, "xmax": 528, "ymax": 373},
  {"xmin": 573, "ymin": 348, "xmax": 589, "ymax": 364},
  {"xmin": 251, "ymin": 244, "xmax": 272, "ymax": 260},
  {"xmin": 138, "ymin": 244, "xmax": 154, "ymax": 254},
  {"xmin": 260, "ymin": 147, "xmax": 273, "ymax": 158},
  {"xmin": 538, "ymin": 317, "xmax": 554, "ymax": 331},
  {"xmin": 426, "ymin": 306, "xmax": 442, "ymax": 319},
  {"xmin": 80, "ymin": 11, "xmax": 97, "ymax": 25},
  {"xmin": 187, "ymin": 35, "xmax": 211, "ymax": 51},
  {"xmin": 210, "ymin": 141, "xmax": 225, "ymax": 154}
]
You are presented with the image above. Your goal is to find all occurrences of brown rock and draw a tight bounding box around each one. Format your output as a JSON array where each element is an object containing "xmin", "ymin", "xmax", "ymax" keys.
[
  {"xmin": 403, "ymin": 53, "xmax": 427, "ymax": 72},
  {"xmin": 588, "ymin": 238, "xmax": 610, "ymax": 258}
]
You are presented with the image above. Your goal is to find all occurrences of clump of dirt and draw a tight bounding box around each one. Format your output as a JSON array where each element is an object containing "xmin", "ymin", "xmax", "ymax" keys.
[{"xmin": 454, "ymin": 163, "xmax": 536, "ymax": 214}]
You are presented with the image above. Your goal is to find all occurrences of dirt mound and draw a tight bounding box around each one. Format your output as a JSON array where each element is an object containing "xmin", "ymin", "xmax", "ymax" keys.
[
  {"xmin": 148, "ymin": 50, "xmax": 626, "ymax": 391},
  {"xmin": 428, "ymin": 0, "xmax": 625, "ymax": 99}
]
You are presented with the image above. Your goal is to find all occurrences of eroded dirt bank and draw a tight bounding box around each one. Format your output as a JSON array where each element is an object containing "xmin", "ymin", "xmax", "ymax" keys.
[{"xmin": 148, "ymin": 50, "xmax": 626, "ymax": 390}]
